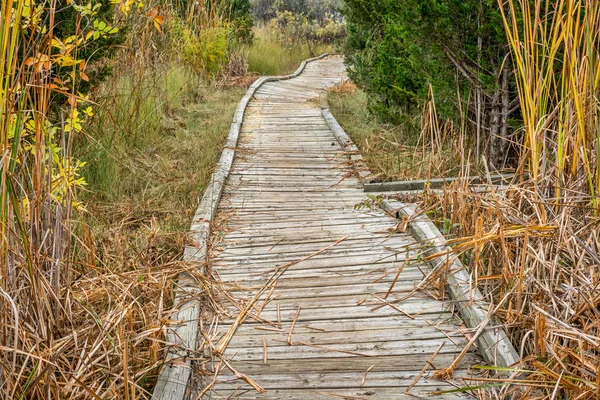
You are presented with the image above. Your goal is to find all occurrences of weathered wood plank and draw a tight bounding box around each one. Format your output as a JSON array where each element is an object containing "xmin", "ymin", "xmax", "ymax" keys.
[
  {"xmin": 191, "ymin": 56, "xmax": 489, "ymax": 399},
  {"xmin": 379, "ymin": 199, "xmax": 520, "ymax": 369},
  {"xmin": 208, "ymin": 388, "xmax": 469, "ymax": 400},
  {"xmin": 211, "ymin": 370, "xmax": 473, "ymax": 390},
  {"xmin": 364, "ymin": 173, "xmax": 516, "ymax": 192},
  {"xmin": 224, "ymin": 353, "xmax": 478, "ymax": 374}
]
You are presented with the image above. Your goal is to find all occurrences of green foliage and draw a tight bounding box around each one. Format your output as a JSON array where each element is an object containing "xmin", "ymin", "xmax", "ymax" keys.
[
  {"xmin": 252, "ymin": 0, "xmax": 342, "ymax": 22},
  {"xmin": 327, "ymin": 84, "xmax": 461, "ymax": 180},
  {"xmin": 268, "ymin": 10, "xmax": 344, "ymax": 46},
  {"xmin": 225, "ymin": 0, "xmax": 255, "ymax": 42},
  {"xmin": 168, "ymin": 16, "xmax": 231, "ymax": 78},
  {"xmin": 185, "ymin": 26, "xmax": 230, "ymax": 77},
  {"xmin": 165, "ymin": 0, "xmax": 255, "ymax": 77},
  {"xmin": 53, "ymin": 0, "xmax": 126, "ymax": 92},
  {"xmin": 342, "ymin": 0, "xmax": 509, "ymax": 122},
  {"xmin": 252, "ymin": 0, "xmax": 277, "ymax": 21},
  {"xmin": 230, "ymin": 12, "xmax": 254, "ymax": 42}
]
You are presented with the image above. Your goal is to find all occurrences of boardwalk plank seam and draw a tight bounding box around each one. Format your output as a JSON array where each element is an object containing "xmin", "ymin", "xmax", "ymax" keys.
[
  {"xmin": 155, "ymin": 55, "xmax": 518, "ymax": 400},
  {"xmin": 152, "ymin": 54, "xmax": 330, "ymax": 400}
]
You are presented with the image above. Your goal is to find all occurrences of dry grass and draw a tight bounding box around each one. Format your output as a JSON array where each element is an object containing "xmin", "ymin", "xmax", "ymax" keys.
[
  {"xmin": 415, "ymin": 176, "xmax": 600, "ymax": 398},
  {"xmin": 26, "ymin": 248, "xmax": 202, "ymax": 398},
  {"xmin": 0, "ymin": 61, "xmax": 247, "ymax": 400},
  {"xmin": 327, "ymin": 81, "xmax": 466, "ymax": 181},
  {"xmin": 244, "ymin": 25, "xmax": 333, "ymax": 76},
  {"xmin": 0, "ymin": 0, "xmax": 247, "ymax": 395},
  {"xmin": 330, "ymin": 1, "xmax": 600, "ymax": 396},
  {"xmin": 80, "ymin": 65, "xmax": 246, "ymax": 236}
]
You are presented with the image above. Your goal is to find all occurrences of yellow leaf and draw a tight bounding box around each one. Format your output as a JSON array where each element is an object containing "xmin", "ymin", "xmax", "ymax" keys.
[
  {"xmin": 67, "ymin": 95, "xmax": 77, "ymax": 108},
  {"xmin": 153, "ymin": 19, "xmax": 162, "ymax": 33},
  {"xmin": 82, "ymin": 107, "xmax": 94, "ymax": 117}
]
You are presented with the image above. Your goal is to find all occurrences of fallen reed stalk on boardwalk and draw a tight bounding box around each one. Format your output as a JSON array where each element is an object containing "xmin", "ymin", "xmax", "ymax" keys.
[{"xmin": 214, "ymin": 236, "xmax": 348, "ymax": 356}]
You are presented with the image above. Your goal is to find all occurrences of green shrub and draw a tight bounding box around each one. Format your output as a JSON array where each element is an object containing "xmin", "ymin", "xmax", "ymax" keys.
[
  {"xmin": 231, "ymin": 13, "xmax": 254, "ymax": 43},
  {"xmin": 342, "ymin": 0, "xmax": 517, "ymax": 164},
  {"xmin": 185, "ymin": 26, "xmax": 230, "ymax": 77},
  {"xmin": 168, "ymin": 16, "xmax": 231, "ymax": 79},
  {"xmin": 268, "ymin": 10, "xmax": 345, "ymax": 47},
  {"xmin": 228, "ymin": 0, "xmax": 254, "ymax": 42},
  {"xmin": 53, "ymin": 0, "xmax": 125, "ymax": 89},
  {"xmin": 253, "ymin": 0, "xmax": 343, "ymax": 22}
]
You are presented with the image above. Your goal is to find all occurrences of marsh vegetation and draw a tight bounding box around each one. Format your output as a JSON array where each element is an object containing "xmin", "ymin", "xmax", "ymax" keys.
[
  {"xmin": 333, "ymin": 0, "xmax": 600, "ymax": 397},
  {"xmin": 1, "ymin": 0, "xmax": 599, "ymax": 397}
]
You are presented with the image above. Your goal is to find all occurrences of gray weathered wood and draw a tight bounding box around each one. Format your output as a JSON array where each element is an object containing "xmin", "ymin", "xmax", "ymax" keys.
[
  {"xmin": 320, "ymin": 91, "xmax": 372, "ymax": 181},
  {"xmin": 364, "ymin": 174, "xmax": 516, "ymax": 192},
  {"xmin": 152, "ymin": 54, "xmax": 330, "ymax": 400},
  {"xmin": 200, "ymin": 56, "xmax": 486, "ymax": 399},
  {"xmin": 379, "ymin": 199, "xmax": 520, "ymax": 369}
]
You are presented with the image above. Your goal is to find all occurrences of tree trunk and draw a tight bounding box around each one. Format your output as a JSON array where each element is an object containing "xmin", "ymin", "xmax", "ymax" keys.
[
  {"xmin": 489, "ymin": 64, "xmax": 511, "ymax": 169},
  {"xmin": 489, "ymin": 82, "xmax": 502, "ymax": 168}
]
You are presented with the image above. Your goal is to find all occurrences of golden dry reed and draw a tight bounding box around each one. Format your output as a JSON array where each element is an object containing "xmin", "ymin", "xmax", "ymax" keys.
[
  {"xmin": 421, "ymin": 0, "xmax": 600, "ymax": 397},
  {"xmin": 501, "ymin": 0, "xmax": 599, "ymax": 208},
  {"xmin": 0, "ymin": 1, "xmax": 207, "ymax": 398}
]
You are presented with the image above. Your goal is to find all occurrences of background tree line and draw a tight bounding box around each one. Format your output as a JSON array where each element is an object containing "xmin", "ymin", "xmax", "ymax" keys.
[{"xmin": 252, "ymin": 0, "xmax": 343, "ymax": 22}]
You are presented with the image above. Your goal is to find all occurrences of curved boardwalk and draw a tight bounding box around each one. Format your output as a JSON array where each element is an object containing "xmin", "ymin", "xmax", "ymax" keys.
[{"xmin": 204, "ymin": 57, "xmax": 479, "ymax": 399}]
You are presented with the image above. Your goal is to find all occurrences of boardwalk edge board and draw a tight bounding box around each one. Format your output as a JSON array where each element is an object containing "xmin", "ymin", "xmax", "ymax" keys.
[
  {"xmin": 379, "ymin": 199, "xmax": 521, "ymax": 369},
  {"xmin": 320, "ymin": 91, "xmax": 372, "ymax": 181},
  {"xmin": 152, "ymin": 54, "xmax": 329, "ymax": 400},
  {"xmin": 364, "ymin": 173, "xmax": 516, "ymax": 192},
  {"xmin": 317, "ymin": 91, "xmax": 520, "ymax": 370}
]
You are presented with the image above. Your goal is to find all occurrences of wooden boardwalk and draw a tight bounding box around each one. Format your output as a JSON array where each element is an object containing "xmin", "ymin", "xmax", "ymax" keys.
[{"xmin": 203, "ymin": 56, "xmax": 479, "ymax": 399}]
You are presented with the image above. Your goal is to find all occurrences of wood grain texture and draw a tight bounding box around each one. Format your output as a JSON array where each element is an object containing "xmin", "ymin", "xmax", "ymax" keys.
[
  {"xmin": 152, "ymin": 55, "xmax": 330, "ymax": 400},
  {"xmin": 200, "ymin": 56, "xmax": 484, "ymax": 399},
  {"xmin": 379, "ymin": 199, "xmax": 520, "ymax": 370}
]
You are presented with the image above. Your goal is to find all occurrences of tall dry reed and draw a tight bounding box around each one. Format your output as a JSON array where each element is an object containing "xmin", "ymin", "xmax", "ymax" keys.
[
  {"xmin": 501, "ymin": 0, "xmax": 599, "ymax": 207},
  {"xmin": 417, "ymin": 1, "xmax": 600, "ymax": 397},
  {"xmin": 0, "ymin": 1, "xmax": 201, "ymax": 398},
  {"xmin": 2, "ymin": 0, "xmax": 82, "ymax": 395}
]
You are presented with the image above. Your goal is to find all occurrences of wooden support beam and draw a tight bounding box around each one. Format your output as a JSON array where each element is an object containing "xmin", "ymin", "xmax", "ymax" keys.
[{"xmin": 365, "ymin": 174, "xmax": 516, "ymax": 192}]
